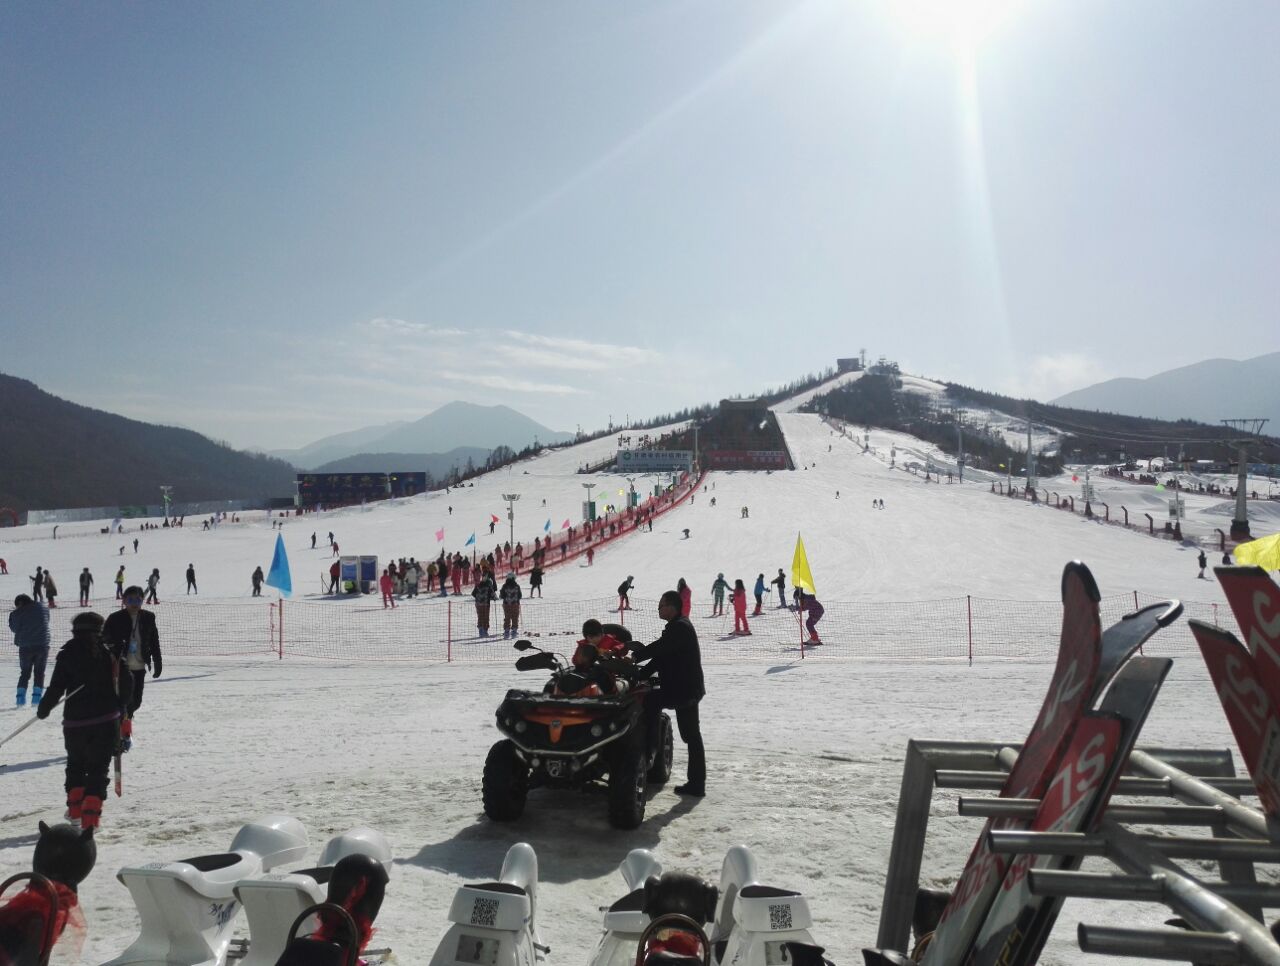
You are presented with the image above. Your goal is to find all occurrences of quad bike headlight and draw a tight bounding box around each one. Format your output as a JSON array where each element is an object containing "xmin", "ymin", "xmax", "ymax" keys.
[
  {"xmin": 590, "ymin": 724, "xmax": 604, "ymax": 737},
  {"xmin": 515, "ymin": 721, "xmax": 528, "ymax": 733}
]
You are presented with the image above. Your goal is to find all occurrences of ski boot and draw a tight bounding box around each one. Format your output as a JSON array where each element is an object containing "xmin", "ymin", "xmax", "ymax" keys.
[
  {"xmin": 120, "ymin": 718, "xmax": 133, "ymax": 753},
  {"xmin": 32, "ymin": 686, "xmax": 44, "ymax": 705},
  {"xmin": 16, "ymin": 687, "xmax": 26, "ymax": 708}
]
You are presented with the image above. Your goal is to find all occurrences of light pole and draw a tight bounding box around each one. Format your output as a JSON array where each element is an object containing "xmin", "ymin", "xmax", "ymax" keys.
[
  {"xmin": 502, "ymin": 493, "xmax": 520, "ymax": 547},
  {"xmin": 581, "ymin": 482, "xmax": 594, "ymax": 522},
  {"xmin": 159, "ymin": 485, "xmax": 173, "ymax": 520},
  {"xmin": 624, "ymin": 476, "xmax": 638, "ymax": 508}
]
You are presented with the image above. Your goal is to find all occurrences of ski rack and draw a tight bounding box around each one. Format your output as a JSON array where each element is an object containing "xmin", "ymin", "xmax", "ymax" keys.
[{"xmin": 875, "ymin": 739, "xmax": 1280, "ymax": 965}]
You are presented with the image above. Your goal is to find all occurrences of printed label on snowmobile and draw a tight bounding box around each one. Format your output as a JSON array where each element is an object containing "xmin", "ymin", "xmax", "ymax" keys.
[{"xmin": 1191, "ymin": 619, "xmax": 1280, "ymax": 818}]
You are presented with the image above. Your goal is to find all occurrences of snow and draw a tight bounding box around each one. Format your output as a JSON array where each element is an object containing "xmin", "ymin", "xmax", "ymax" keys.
[{"xmin": 2, "ymin": 393, "xmax": 1278, "ymax": 965}]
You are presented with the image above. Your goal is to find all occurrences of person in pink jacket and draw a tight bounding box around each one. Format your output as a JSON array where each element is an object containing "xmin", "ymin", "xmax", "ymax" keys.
[
  {"xmin": 731, "ymin": 578, "xmax": 751, "ymax": 635},
  {"xmin": 677, "ymin": 578, "xmax": 692, "ymax": 617},
  {"xmin": 379, "ymin": 569, "xmax": 396, "ymax": 609}
]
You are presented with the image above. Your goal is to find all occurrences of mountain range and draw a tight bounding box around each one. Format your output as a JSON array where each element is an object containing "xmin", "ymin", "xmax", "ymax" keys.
[
  {"xmin": 1051, "ymin": 352, "xmax": 1280, "ymax": 430},
  {"xmin": 271, "ymin": 401, "xmax": 573, "ymax": 469}
]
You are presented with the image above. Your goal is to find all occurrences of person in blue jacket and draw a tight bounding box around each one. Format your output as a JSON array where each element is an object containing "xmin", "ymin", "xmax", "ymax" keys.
[{"xmin": 10, "ymin": 594, "xmax": 50, "ymax": 707}]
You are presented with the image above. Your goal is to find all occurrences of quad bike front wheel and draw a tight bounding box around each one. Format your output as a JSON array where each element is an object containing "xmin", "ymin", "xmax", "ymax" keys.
[
  {"xmin": 482, "ymin": 739, "xmax": 529, "ymax": 822},
  {"xmin": 608, "ymin": 735, "xmax": 648, "ymax": 829},
  {"xmin": 646, "ymin": 712, "xmax": 674, "ymax": 784}
]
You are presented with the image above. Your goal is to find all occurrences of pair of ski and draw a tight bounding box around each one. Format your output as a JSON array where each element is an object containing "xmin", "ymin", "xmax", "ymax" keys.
[
  {"xmin": 1188, "ymin": 566, "xmax": 1280, "ymax": 822},
  {"xmin": 865, "ymin": 561, "xmax": 1182, "ymax": 966}
]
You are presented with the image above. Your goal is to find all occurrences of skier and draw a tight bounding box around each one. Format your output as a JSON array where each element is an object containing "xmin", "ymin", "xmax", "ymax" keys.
[
  {"xmin": 379, "ymin": 569, "xmax": 396, "ymax": 609},
  {"xmin": 11, "ymin": 594, "xmax": 50, "ymax": 707},
  {"xmin": 43, "ymin": 571, "xmax": 59, "ymax": 609},
  {"xmin": 251, "ymin": 566, "xmax": 264, "ymax": 597},
  {"xmin": 132, "ymin": 538, "xmax": 138, "ymax": 554},
  {"xmin": 0, "ymin": 558, "xmax": 6, "ymax": 574},
  {"xmin": 30, "ymin": 567, "xmax": 44, "ymax": 602},
  {"xmin": 798, "ymin": 590, "xmax": 825, "ymax": 645},
  {"xmin": 676, "ymin": 578, "xmax": 692, "ymax": 617},
  {"xmin": 731, "ymin": 579, "xmax": 751, "ymax": 635},
  {"xmin": 101, "ymin": 586, "xmax": 161, "ymax": 752},
  {"xmin": 586, "ymin": 547, "xmax": 595, "ymax": 566},
  {"xmin": 144, "ymin": 568, "xmax": 159, "ymax": 604},
  {"xmin": 752, "ymin": 574, "xmax": 765, "ymax": 615},
  {"xmin": 471, "ymin": 569, "xmax": 496, "ymax": 637},
  {"xmin": 1223, "ymin": 551, "xmax": 1233, "ymax": 565},
  {"xmin": 770, "ymin": 569, "xmax": 787, "ymax": 608},
  {"xmin": 37, "ymin": 611, "xmax": 133, "ymax": 829},
  {"xmin": 437, "ymin": 556, "xmax": 450, "ymax": 597},
  {"xmin": 500, "ymin": 574, "xmax": 522, "ymax": 639},
  {"xmin": 710, "ymin": 573, "xmax": 729, "ymax": 616},
  {"xmin": 628, "ymin": 590, "xmax": 706, "ymax": 798},
  {"xmin": 618, "ymin": 576, "xmax": 634, "ymax": 611},
  {"xmin": 76, "ymin": 568, "xmax": 93, "ymax": 607},
  {"xmin": 311, "ymin": 532, "xmax": 316, "ymax": 549},
  {"xmin": 1197, "ymin": 549, "xmax": 1207, "ymax": 579},
  {"xmin": 529, "ymin": 565, "xmax": 544, "ymax": 598},
  {"xmin": 113, "ymin": 566, "xmax": 125, "ymax": 600},
  {"xmin": 185, "ymin": 564, "xmax": 197, "ymax": 595}
]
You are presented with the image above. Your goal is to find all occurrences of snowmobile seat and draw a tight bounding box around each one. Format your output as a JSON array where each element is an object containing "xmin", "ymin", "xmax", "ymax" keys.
[
  {"xmin": 103, "ymin": 814, "xmax": 309, "ymax": 966},
  {"xmin": 274, "ymin": 903, "xmax": 359, "ymax": 966},
  {"xmin": 465, "ymin": 881, "xmax": 526, "ymax": 895},
  {"xmin": 603, "ymin": 888, "xmax": 650, "ymax": 934},
  {"xmin": 429, "ymin": 844, "xmax": 543, "ymax": 966},
  {"xmin": 645, "ymin": 952, "xmax": 703, "ymax": 966},
  {"xmin": 234, "ymin": 827, "xmax": 391, "ymax": 966}
]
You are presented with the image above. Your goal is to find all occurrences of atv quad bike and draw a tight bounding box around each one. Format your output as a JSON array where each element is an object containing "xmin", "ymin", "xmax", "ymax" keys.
[{"xmin": 483, "ymin": 633, "xmax": 674, "ymax": 829}]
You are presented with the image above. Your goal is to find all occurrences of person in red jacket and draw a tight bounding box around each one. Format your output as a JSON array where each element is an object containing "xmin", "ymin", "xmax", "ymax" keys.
[
  {"xmin": 676, "ymin": 578, "xmax": 692, "ymax": 617},
  {"xmin": 731, "ymin": 579, "xmax": 751, "ymax": 635},
  {"xmin": 378, "ymin": 569, "xmax": 396, "ymax": 609}
]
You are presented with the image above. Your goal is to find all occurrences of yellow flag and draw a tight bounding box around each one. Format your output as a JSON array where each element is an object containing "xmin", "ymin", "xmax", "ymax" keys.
[{"xmin": 791, "ymin": 533, "xmax": 816, "ymax": 594}]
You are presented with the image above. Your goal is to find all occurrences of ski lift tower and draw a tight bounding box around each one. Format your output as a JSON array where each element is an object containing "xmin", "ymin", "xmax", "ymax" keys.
[
  {"xmin": 502, "ymin": 492, "xmax": 520, "ymax": 547},
  {"xmin": 159, "ymin": 485, "xmax": 173, "ymax": 520},
  {"xmin": 1220, "ymin": 418, "xmax": 1269, "ymax": 540}
]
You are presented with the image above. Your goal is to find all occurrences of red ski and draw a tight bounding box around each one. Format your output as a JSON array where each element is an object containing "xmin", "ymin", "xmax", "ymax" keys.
[{"xmin": 1215, "ymin": 566, "xmax": 1280, "ymax": 708}]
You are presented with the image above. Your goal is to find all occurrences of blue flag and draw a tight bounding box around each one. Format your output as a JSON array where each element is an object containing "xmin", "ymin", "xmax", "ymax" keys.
[
  {"xmin": 544, "ymin": 519, "xmax": 551, "ymax": 532},
  {"xmin": 265, "ymin": 533, "xmax": 292, "ymax": 597},
  {"xmin": 465, "ymin": 533, "xmax": 476, "ymax": 546}
]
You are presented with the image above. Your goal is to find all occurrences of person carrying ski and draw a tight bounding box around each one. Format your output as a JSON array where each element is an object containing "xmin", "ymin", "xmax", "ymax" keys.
[
  {"xmin": 471, "ymin": 570, "xmax": 497, "ymax": 637},
  {"xmin": 11, "ymin": 594, "xmax": 50, "ymax": 708},
  {"xmin": 769, "ymin": 569, "xmax": 787, "ymax": 608},
  {"xmin": 499, "ymin": 574, "xmax": 522, "ymax": 639},
  {"xmin": 78, "ymin": 568, "xmax": 94, "ymax": 607},
  {"xmin": 710, "ymin": 573, "xmax": 729, "ymax": 616},
  {"xmin": 752, "ymin": 574, "xmax": 765, "ymax": 615},
  {"xmin": 251, "ymin": 566, "xmax": 264, "ymax": 597},
  {"xmin": 101, "ymin": 586, "xmax": 161, "ymax": 752},
  {"xmin": 1197, "ymin": 549, "xmax": 1207, "ymax": 579},
  {"xmin": 629, "ymin": 590, "xmax": 706, "ymax": 797},
  {"xmin": 37, "ymin": 611, "xmax": 133, "ymax": 829},
  {"xmin": 379, "ymin": 569, "xmax": 396, "ymax": 609},
  {"xmin": 731, "ymin": 579, "xmax": 751, "ymax": 635},
  {"xmin": 617, "ymin": 576, "xmax": 634, "ymax": 611},
  {"xmin": 676, "ymin": 578, "xmax": 692, "ymax": 617}
]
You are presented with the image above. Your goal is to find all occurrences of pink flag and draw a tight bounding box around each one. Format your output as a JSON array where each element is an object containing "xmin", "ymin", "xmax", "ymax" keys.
[
  {"xmin": 490, "ymin": 514, "xmax": 500, "ymax": 524},
  {"xmin": 435, "ymin": 528, "xmax": 445, "ymax": 542},
  {"xmin": 561, "ymin": 519, "xmax": 571, "ymax": 529}
]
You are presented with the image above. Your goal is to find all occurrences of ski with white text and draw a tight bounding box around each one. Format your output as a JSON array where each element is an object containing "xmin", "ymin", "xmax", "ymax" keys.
[{"xmin": 1215, "ymin": 566, "xmax": 1280, "ymax": 711}]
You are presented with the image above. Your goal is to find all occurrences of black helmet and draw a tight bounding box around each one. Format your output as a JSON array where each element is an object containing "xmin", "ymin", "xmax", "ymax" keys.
[
  {"xmin": 326, "ymin": 853, "xmax": 390, "ymax": 925},
  {"xmin": 33, "ymin": 821, "xmax": 97, "ymax": 892},
  {"xmin": 71, "ymin": 612, "xmax": 105, "ymax": 635}
]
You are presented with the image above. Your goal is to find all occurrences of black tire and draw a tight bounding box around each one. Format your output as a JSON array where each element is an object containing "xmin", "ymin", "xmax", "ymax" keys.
[
  {"xmin": 482, "ymin": 740, "xmax": 528, "ymax": 822},
  {"xmin": 646, "ymin": 713, "xmax": 674, "ymax": 784},
  {"xmin": 608, "ymin": 736, "xmax": 647, "ymax": 829}
]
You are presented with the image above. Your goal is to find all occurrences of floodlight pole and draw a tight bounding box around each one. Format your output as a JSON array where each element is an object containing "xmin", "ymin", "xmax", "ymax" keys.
[
  {"xmin": 581, "ymin": 482, "xmax": 594, "ymax": 522},
  {"xmin": 159, "ymin": 485, "xmax": 173, "ymax": 520},
  {"xmin": 502, "ymin": 493, "xmax": 520, "ymax": 548},
  {"xmin": 1221, "ymin": 419, "xmax": 1268, "ymax": 540}
]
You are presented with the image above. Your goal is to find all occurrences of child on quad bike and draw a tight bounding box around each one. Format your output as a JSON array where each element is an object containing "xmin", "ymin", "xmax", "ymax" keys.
[{"xmin": 570, "ymin": 619, "xmax": 633, "ymax": 694}]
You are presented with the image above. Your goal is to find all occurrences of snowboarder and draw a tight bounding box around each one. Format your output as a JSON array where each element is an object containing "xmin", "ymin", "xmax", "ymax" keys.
[
  {"xmin": 185, "ymin": 564, "xmax": 197, "ymax": 595},
  {"xmin": 37, "ymin": 611, "xmax": 133, "ymax": 829},
  {"xmin": 618, "ymin": 576, "xmax": 635, "ymax": 611},
  {"xmin": 251, "ymin": 566, "xmax": 264, "ymax": 596},
  {"xmin": 752, "ymin": 574, "xmax": 765, "ymax": 615},
  {"xmin": 500, "ymin": 574, "xmax": 522, "ymax": 639},
  {"xmin": 78, "ymin": 568, "xmax": 93, "ymax": 606},
  {"xmin": 102, "ymin": 587, "xmax": 162, "ymax": 752},
  {"xmin": 379, "ymin": 569, "xmax": 396, "ymax": 609},
  {"xmin": 629, "ymin": 590, "xmax": 706, "ymax": 797},
  {"xmin": 114, "ymin": 566, "xmax": 125, "ymax": 600},
  {"xmin": 770, "ymin": 569, "xmax": 787, "ymax": 607},
  {"xmin": 731, "ymin": 579, "xmax": 751, "ymax": 635},
  {"xmin": 144, "ymin": 569, "xmax": 159, "ymax": 604},
  {"xmin": 710, "ymin": 574, "xmax": 729, "ymax": 616},
  {"xmin": 10, "ymin": 594, "xmax": 50, "ymax": 707},
  {"xmin": 1197, "ymin": 549, "xmax": 1208, "ymax": 579},
  {"xmin": 677, "ymin": 578, "xmax": 692, "ymax": 617},
  {"xmin": 471, "ymin": 570, "xmax": 496, "ymax": 636}
]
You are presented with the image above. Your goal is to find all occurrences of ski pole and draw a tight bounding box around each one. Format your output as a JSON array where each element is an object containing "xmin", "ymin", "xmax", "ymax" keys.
[{"xmin": 0, "ymin": 686, "xmax": 84, "ymax": 751}]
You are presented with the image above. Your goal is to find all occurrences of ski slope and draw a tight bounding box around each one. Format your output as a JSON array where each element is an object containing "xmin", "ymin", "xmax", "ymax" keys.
[{"xmin": 1, "ymin": 394, "xmax": 1277, "ymax": 965}]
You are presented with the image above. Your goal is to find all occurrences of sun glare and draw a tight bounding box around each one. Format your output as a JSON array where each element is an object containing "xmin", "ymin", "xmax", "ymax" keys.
[{"xmin": 886, "ymin": 0, "xmax": 1021, "ymax": 49}]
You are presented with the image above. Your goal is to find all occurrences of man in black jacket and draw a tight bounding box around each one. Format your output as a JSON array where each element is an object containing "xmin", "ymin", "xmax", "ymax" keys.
[
  {"xmin": 101, "ymin": 586, "xmax": 162, "ymax": 751},
  {"xmin": 629, "ymin": 589, "xmax": 706, "ymax": 797},
  {"xmin": 38, "ymin": 611, "xmax": 133, "ymax": 829}
]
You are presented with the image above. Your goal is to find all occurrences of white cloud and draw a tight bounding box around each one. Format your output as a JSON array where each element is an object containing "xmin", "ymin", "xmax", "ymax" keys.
[
  {"xmin": 1003, "ymin": 352, "xmax": 1113, "ymax": 401},
  {"xmin": 362, "ymin": 317, "xmax": 469, "ymax": 337},
  {"xmin": 502, "ymin": 331, "xmax": 661, "ymax": 369},
  {"xmin": 436, "ymin": 370, "xmax": 587, "ymax": 394}
]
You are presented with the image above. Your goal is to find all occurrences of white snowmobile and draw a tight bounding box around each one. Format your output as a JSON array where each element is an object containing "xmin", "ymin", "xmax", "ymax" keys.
[{"xmin": 428, "ymin": 842, "xmax": 548, "ymax": 966}]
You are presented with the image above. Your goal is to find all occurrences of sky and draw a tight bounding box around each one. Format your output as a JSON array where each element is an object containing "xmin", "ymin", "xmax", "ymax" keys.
[{"xmin": 2, "ymin": 0, "xmax": 1277, "ymax": 451}]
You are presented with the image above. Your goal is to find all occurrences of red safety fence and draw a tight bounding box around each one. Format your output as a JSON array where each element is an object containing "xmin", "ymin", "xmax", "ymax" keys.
[{"xmin": 9, "ymin": 590, "xmax": 1229, "ymax": 666}]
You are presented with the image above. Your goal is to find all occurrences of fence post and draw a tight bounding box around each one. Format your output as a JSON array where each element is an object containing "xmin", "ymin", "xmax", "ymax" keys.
[
  {"xmin": 1133, "ymin": 590, "xmax": 1142, "ymax": 655},
  {"xmin": 278, "ymin": 598, "xmax": 284, "ymax": 660},
  {"xmin": 447, "ymin": 601, "xmax": 452, "ymax": 663},
  {"xmin": 967, "ymin": 595, "xmax": 973, "ymax": 666}
]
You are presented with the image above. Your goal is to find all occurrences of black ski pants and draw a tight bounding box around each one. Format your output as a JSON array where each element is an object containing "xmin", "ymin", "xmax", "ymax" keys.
[
  {"xmin": 64, "ymin": 721, "xmax": 116, "ymax": 799},
  {"xmin": 127, "ymin": 669, "xmax": 146, "ymax": 716},
  {"xmin": 644, "ymin": 692, "xmax": 706, "ymax": 791}
]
